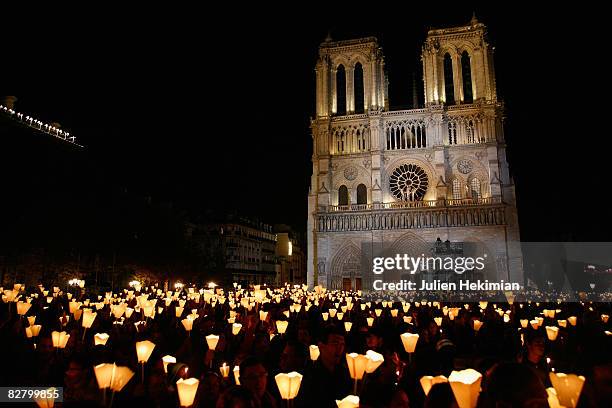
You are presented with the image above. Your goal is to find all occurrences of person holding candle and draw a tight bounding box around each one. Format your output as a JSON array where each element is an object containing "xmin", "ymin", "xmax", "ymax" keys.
[
  {"xmin": 480, "ymin": 363, "xmax": 549, "ymax": 407},
  {"xmin": 199, "ymin": 370, "xmax": 222, "ymax": 408},
  {"xmin": 517, "ymin": 330, "xmax": 551, "ymax": 387},
  {"xmin": 279, "ymin": 339, "xmax": 308, "ymax": 373},
  {"xmin": 297, "ymin": 325, "xmax": 352, "ymax": 408},
  {"xmin": 239, "ymin": 356, "xmax": 278, "ymax": 408}
]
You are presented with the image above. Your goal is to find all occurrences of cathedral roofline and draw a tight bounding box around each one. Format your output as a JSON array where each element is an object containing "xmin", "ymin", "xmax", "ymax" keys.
[
  {"xmin": 319, "ymin": 36, "xmax": 379, "ymax": 50},
  {"xmin": 426, "ymin": 22, "xmax": 486, "ymax": 37}
]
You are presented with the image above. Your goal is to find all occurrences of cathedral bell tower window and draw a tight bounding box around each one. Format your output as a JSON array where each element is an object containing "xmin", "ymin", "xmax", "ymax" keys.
[
  {"xmin": 336, "ymin": 65, "xmax": 347, "ymax": 115},
  {"xmin": 354, "ymin": 62, "xmax": 365, "ymax": 114},
  {"xmin": 443, "ymin": 53, "xmax": 455, "ymax": 105},
  {"xmin": 461, "ymin": 51, "xmax": 473, "ymax": 103}
]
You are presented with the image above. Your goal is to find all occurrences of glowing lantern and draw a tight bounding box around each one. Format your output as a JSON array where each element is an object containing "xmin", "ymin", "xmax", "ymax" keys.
[
  {"xmin": 176, "ymin": 306, "xmax": 184, "ymax": 318},
  {"xmin": 259, "ymin": 310, "xmax": 268, "ymax": 321},
  {"xmin": 403, "ymin": 316, "xmax": 412, "ymax": 324},
  {"xmin": 322, "ymin": 312, "xmax": 329, "ymax": 321},
  {"xmin": 94, "ymin": 333, "xmax": 110, "ymax": 346},
  {"xmin": 336, "ymin": 395, "xmax": 359, "ymax": 408},
  {"xmin": 420, "ymin": 375, "xmax": 448, "ymax": 396},
  {"xmin": 162, "ymin": 355, "xmax": 176, "ymax": 374},
  {"xmin": 136, "ymin": 340, "xmax": 156, "ymax": 363},
  {"xmin": 143, "ymin": 304, "xmax": 155, "ymax": 318},
  {"xmin": 206, "ymin": 334, "xmax": 220, "ymax": 350},
  {"xmin": 549, "ymin": 373, "xmax": 585, "ymax": 408},
  {"xmin": 434, "ymin": 317, "xmax": 442, "ymax": 326},
  {"xmin": 51, "ymin": 331, "xmax": 70, "ymax": 349},
  {"xmin": 16, "ymin": 301, "xmax": 31, "ymax": 316},
  {"xmin": 112, "ymin": 305, "xmax": 126, "ymax": 319},
  {"xmin": 232, "ymin": 323, "xmax": 242, "ymax": 335},
  {"xmin": 233, "ymin": 365, "xmax": 240, "ymax": 385},
  {"xmin": 568, "ymin": 316, "xmax": 577, "ymax": 326},
  {"xmin": 364, "ymin": 350, "xmax": 384, "ymax": 373},
  {"xmin": 219, "ymin": 362, "xmax": 230, "ymax": 378},
  {"xmin": 181, "ymin": 318, "xmax": 194, "ymax": 332},
  {"xmin": 473, "ymin": 320, "xmax": 483, "ymax": 332},
  {"xmin": 344, "ymin": 322, "xmax": 352, "ymax": 332},
  {"xmin": 602, "ymin": 314, "xmax": 609, "ymax": 323},
  {"xmin": 276, "ymin": 320, "xmax": 289, "ymax": 334},
  {"xmin": 374, "ymin": 309, "xmax": 382, "ymax": 317},
  {"xmin": 448, "ymin": 369, "xmax": 483, "ymax": 408},
  {"xmin": 336, "ymin": 312, "xmax": 344, "ymax": 321},
  {"xmin": 345, "ymin": 353, "xmax": 368, "ymax": 380},
  {"xmin": 367, "ymin": 317, "xmax": 374, "ymax": 327},
  {"xmin": 503, "ymin": 314, "xmax": 510, "ymax": 323},
  {"xmin": 94, "ymin": 363, "xmax": 114, "ymax": 389},
  {"xmin": 73, "ymin": 309, "xmax": 82, "ymax": 321},
  {"xmin": 400, "ymin": 333, "xmax": 419, "ymax": 353},
  {"xmin": 111, "ymin": 366, "xmax": 134, "ymax": 392},
  {"xmin": 309, "ymin": 345, "xmax": 320, "ymax": 361},
  {"xmin": 530, "ymin": 319, "xmax": 540, "ymax": 330},
  {"xmin": 546, "ymin": 326, "xmax": 559, "ymax": 341},
  {"xmin": 558, "ymin": 320, "xmax": 567, "ymax": 328},
  {"xmin": 68, "ymin": 301, "xmax": 81, "ymax": 314},
  {"xmin": 26, "ymin": 325, "xmax": 42, "ymax": 338},
  {"xmin": 176, "ymin": 377, "xmax": 200, "ymax": 407},
  {"xmin": 391, "ymin": 309, "xmax": 399, "ymax": 317},
  {"xmin": 329, "ymin": 309, "xmax": 337, "ymax": 318},
  {"xmin": 275, "ymin": 372, "xmax": 303, "ymax": 400},
  {"xmin": 82, "ymin": 310, "xmax": 97, "ymax": 329}
]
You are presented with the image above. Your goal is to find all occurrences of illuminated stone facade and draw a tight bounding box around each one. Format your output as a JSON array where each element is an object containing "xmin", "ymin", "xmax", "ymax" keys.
[{"xmin": 307, "ymin": 18, "xmax": 522, "ymax": 290}]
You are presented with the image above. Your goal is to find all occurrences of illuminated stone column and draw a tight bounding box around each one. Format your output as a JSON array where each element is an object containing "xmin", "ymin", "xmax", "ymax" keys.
[{"xmin": 346, "ymin": 66, "xmax": 355, "ymax": 114}]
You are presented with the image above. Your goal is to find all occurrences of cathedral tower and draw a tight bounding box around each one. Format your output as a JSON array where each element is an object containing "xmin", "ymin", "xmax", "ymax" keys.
[{"xmin": 307, "ymin": 18, "xmax": 522, "ymax": 291}]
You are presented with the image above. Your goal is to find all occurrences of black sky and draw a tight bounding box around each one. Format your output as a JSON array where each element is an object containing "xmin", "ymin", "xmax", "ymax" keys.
[{"xmin": 1, "ymin": 4, "xmax": 608, "ymax": 240}]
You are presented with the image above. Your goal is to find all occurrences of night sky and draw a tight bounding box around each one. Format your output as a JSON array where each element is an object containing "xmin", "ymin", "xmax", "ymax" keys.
[{"xmin": 1, "ymin": 4, "xmax": 607, "ymax": 240}]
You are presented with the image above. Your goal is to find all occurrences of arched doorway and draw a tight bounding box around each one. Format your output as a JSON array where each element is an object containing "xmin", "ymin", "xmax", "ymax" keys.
[{"xmin": 330, "ymin": 243, "xmax": 361, "ymax": 290}]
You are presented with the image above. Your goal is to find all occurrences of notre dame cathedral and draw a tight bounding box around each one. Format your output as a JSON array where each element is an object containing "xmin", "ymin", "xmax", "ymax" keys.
[{"xmin": 307, "ymin": 17, "xmax": 523, "ymax": 290}]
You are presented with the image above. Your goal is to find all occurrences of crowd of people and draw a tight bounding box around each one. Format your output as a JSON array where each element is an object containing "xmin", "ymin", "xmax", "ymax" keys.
[{"xmin": 0, "ymin": 282, "xmax": 611, "ymax": 407}]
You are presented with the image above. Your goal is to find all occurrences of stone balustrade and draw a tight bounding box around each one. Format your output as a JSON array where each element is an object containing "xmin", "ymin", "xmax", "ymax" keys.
[{"xmin": 316, "ymin": 199, "xmax": 505, "ymax": 232}]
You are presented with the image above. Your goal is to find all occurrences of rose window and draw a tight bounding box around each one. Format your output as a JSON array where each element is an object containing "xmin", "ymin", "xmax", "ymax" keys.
[{"xmin": 389, "ymin": 164, "xmax": 429, "ymax": 201}]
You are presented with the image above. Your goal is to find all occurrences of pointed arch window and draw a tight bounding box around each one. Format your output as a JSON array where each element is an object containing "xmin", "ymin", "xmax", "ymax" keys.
[
  {"xmin": 452, "ymin": 179, "xmax": 462, "ymax": 200},
  {"xmin": 470, "ymin": 178, "xmax": 481, "ymax": 199},
  {"xmin": 354, "ymin": 62, "xmax": 365, "ymax": 114},
  {"xmin": 357, "ymin": 184, "xmax": 367, "ymax": 205},
  {"xmin": 338, "ymin": 185, "xmax": 349, "ymax": 206},
  {"xmin": 461, "ymin": 51, "xmax": 473, "ymax": 103},
  {"xmin": 443, "ymin": 53, "xmax": 455, "ymax": 105},
  {"xmin": 336, "ymin": 65, "xmax": 347, "ymax": 115}
]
